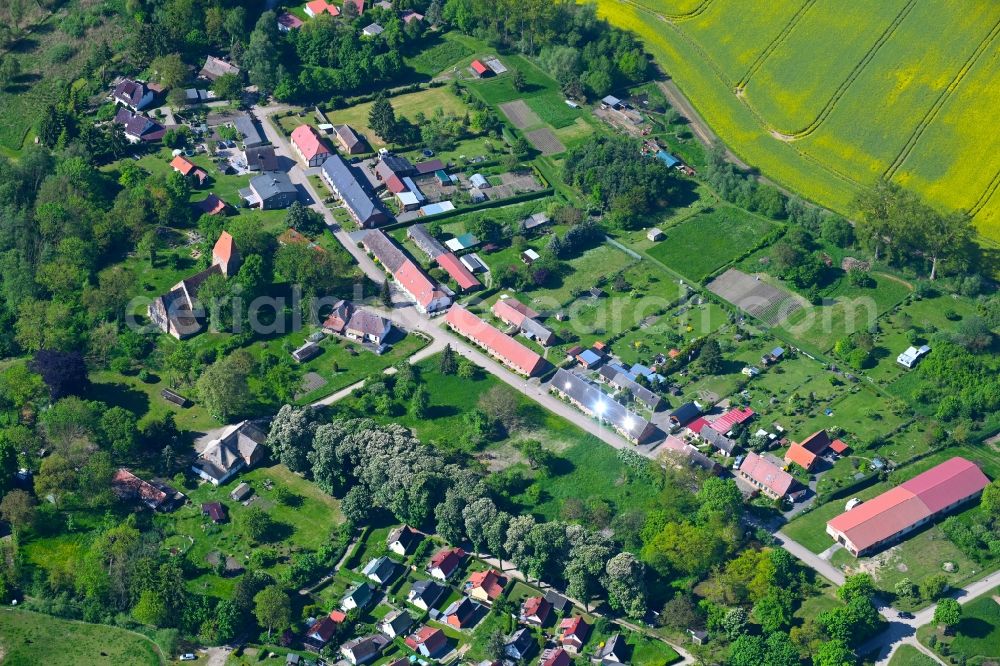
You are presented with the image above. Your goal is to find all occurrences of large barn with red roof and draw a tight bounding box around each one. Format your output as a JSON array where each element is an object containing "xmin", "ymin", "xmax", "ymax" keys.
[{"xmin": 826, "ymin": 457, "xmax": 990, "ymax": 556}]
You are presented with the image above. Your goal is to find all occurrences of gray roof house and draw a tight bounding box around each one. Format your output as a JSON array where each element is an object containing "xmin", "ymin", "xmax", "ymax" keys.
[
  {"xmin": 505, "ymin": 628, "xmax": 535, "ymax": 661},
  {"xmin": 192, "ymin": 421, "xmax": 266, "ymax": 485},
  {"xmin": 362, "ymin": 555, "xmax": 398, "ymax": 586},
  {"xmin": 340, "ymin": 634, "xmax": 389, "ymax": 666},
  {"xmin": 407, "ymin": 224, "xmax": 447, "ymax": 260},
  {"xmin": 387, "ymin": 525, "xmax": 420, "ymax": 555},
  {"xmin": 699, "ymin": 424, "xmax": 739, "ymax": 456},
  {"xmin": 233, "ymin": 113, "xmax": 264, "ymax": 148},
  {"xmin": 112, "ymin": 79, "xmax": 155, "ymax": 111},
  {"xmin": 321, "ymin": 154, "xmax": 387, "ymax": 228},
  {"xmin": 594, "ymin": 633, "xmax": 629, "ymax": 665},
  {"xmin": 549, "ymin": 368, "xmax": 657, "ymax": 444},
  {"xmin": 242, "ymin": 172, "xmax": 297, "ymax": 210},
  {"xmin": 342, "ymin": 583, "xmax": 375, "ymax": 611},
  {"xmin": 669, "ymin": 402, "xmax": 702, "ymax": 428},
  {"xmin": 361, "ymin": 230, "xmax": 407, "ymax": 273},
  {"xmin": 335, "ymin": 124, "xmax": 367, "ymax": 155},
  {"xmin": 379, "ymin": 609, "xmax": 413, "ymax": 639},
  {"xmin": 244, "ymin": 145, "xmax": 278, "ymax": 172},
  {"xmin": 608, "ymin": 372, "xmax": 663, "ymax": 411},
  {"xmin": 199, "ymin": 55, "xmax": 240, "ymax": 81},
  {"xmin": 407, "ymin": 579, "xmax": 445, "ymax": 611}
]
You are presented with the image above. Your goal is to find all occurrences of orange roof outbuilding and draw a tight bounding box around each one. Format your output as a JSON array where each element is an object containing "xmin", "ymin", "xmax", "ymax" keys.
[{"xmin": 784, "ymin": 443, "xmax": 818, "ymax": 471}]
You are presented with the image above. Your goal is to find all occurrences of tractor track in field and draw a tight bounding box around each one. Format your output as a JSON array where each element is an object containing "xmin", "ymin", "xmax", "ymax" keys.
[
  {"xmin": 883, "ymin": 15, "xmax": 1000, "ymax": 180},
  {"xmin": 626, "ymin": 0, "xmax": 716, "ymax": 22},
  {"xmin": 736, "ymin": 0, "xmax": 818, "ymax": 91},
  {"xmin": 776, "ymin": 0, "xmax": 918, "ymax": 140},
  {"xmin": 969, "ymin": 169, "xmax": 1000, "ymax": 219}
]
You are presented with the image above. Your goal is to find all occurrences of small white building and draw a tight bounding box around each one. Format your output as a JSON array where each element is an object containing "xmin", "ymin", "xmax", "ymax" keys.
[
  {"xmin": 896, "ymin": 344, "xmax": 930, "ymax": 369},
  {"xmin": 647, "ymin": 227, "xmax": 665, "ymax": 242}
]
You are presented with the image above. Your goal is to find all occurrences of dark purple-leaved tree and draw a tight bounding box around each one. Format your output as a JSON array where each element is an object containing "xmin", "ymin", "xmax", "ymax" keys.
[{"xmin": 29, "ymin": 350, "xmax": 89, "ymax": 401}]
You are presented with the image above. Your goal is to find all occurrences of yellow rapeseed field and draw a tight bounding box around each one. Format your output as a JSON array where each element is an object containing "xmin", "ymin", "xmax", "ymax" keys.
[{"xmin": 596, "ymin": 0, "xmax": 1000, "ymax": 242}]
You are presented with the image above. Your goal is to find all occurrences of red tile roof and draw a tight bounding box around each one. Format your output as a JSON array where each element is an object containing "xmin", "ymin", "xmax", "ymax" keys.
[
  {"xmin": 784, "ymin": 443, "xmax": 817, "ymax": 471},
  {"xmin": 492, "ymin": 298, "xmax": 538, "ymax": 327},
  {"xmin": 560, "ymin": 616, "xmax": 589, "ymax": 643},
  {"xmin": 543, "ymin": 649, "xmax": 571, "ymax": 666},
  {"xmin": 394, "ymin": 259, "xmax": 445, "ymax": 310},
  {"xmin": 196, "ymin": 193, "xmax": 227, "ymax": 215},
  {"xmin": 385, "ymin": 174, "xmax": 407, "ymax": 194},
  {"xmin": 291, "ymin": 124, "xmax": 331, "ymax": 161},
  {"xmin": 308, "ymin": 610, "xmax": 346, "ymax": 643},
  {"xmin": 415, "ymin": 159, "xmax": 445, "ymax": 175},
  {"xmin": 446, "ymin": 305, "xmax": 546, "ymax": 377},
  {"xmin": 709, "ymin": 407, "xmax": 755, "ymax": 433},
  {"xmin": 278, "ymin": 11, "xmax": 304, "ymax": 28},
  {"xmin": 827, "ymin": 457, "xmax": 989, "ymax": 553},
  {"xmin": 429, "ymin": 547, "xmax": 465, "ymax": 576},
  {"xmin": 740, "ymin": 452, "xmax": 795, "ymax": 498},
  {"xmin": 213, "ymin": 231, "xmax": 236, "ymax": 264},
  {"xmin": 306, "ymin": 0, "xmax": 340, "ymax": 16},
  {"xmin": 471, "ymin": 60, "xmax": 489, "ymax": 75},
  {"xmin": 405, "ymin": 626, "xmax": 446, "ymax": 654},
  {"xmin": 170, "ymin": 155, "xmax": 197, "ymax": 175},
  {"xmin": 112, "ymin": 468, "xmax": 167, "ymax": 506},
  {"xmin": 521, "ymin": 596, "xmax": 551, "ymax": 623},
  {"xmin": 685, "ymin": 416, "xmax": 709, "ymax": 434},
  {"xmin": 830, "ymin": 438, "xmax": 849, "ymax": 454},
  {"xmin": 467, "ymin": 569, "xmax": 506, "ymax": 600},
  {"xmin": 436, "ymin": 252, "xmax": 481, "ymax": 291}
]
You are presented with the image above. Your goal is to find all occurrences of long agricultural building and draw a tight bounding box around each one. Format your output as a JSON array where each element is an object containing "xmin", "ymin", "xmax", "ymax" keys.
[
  {"xmin": 445, "ymin": 305, "xmax": 546, "ymax": 377},
  {"xmin": 549, "ymin": 368, "xmax": 657, "ymax": 444},
  {"xmin": 826, "ymin": 457, "xmax": 990, "ymax": 556}
]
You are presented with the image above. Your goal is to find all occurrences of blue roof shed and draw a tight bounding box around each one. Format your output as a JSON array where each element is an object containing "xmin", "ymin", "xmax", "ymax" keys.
[
  {"xmin": 578, "ymin": 349, "xmax": 603, "ymax": 368},
  {"xmin": 655, "ymin": 150, "xmax": 680, "ymax": 168}
]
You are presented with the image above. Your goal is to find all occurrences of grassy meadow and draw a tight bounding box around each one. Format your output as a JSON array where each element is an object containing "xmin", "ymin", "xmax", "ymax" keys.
[
  {"xmin": 646, "ymin": 206, "xmax": 777, "ymax": 281},
  {"xmin": 0, "ymin": 610, "xmax": 162, "ymax": 666}
]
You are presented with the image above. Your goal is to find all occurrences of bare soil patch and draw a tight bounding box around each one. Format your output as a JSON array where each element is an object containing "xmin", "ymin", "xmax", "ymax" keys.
[
  {"xmin": 707, "ymin": 268, "xmax": 806, "ymax": 325},
  {"xmin": 499, "ymin": 100, "xmax": 542, "ymax": 129},
  {"xmin": 525, "ymin": 128, "xmax": 566, "ymax": 155}
]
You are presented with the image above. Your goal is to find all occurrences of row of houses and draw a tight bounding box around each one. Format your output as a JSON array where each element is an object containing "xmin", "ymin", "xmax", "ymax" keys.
[
  {"xmin": 361, "ymin": 230, "xmax": 452, "ymax": 313},
  {"xmin": 321, "ymin": 154, "xmax": 388, "ymax": 227},
  {"xmin": 445, "ymin": 305, "xmax": 547, "ymax": 377}
]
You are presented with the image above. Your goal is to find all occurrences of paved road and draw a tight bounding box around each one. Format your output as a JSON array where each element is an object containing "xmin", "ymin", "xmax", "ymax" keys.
[{"xmin": 776, "ymin": 524, "xmax": 1000, "ymax": 664}]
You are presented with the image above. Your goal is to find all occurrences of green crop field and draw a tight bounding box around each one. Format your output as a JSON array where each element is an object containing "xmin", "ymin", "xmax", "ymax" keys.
[
  {"xmin": 0, "ymin": 610, "xmax": 162, "ymax": 665},
  {"xmin": 593, "ymin": 0, "xmax": 1000, "ymax": 242},
  {"xmin": 646, "ymin": 206, "xmax": 776, "ymax": 281},
  {"xmin": 526, "ymin": 93, "xmax": 583, "ymax": 129}
]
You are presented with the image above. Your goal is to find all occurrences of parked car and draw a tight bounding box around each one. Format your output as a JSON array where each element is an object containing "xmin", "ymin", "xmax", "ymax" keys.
[{"xmin": 180, "ymin": 654, "xmax": 197, "ymax": 661}]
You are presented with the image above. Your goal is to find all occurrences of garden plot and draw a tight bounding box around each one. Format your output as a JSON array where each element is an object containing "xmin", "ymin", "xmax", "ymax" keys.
[
  {"xmin": 499, "ymin": 100, "xmax": 542, "ymax": 129},
  {"xmin": 707, "ymin": 268, "xmax": 805, "ymax": 325},
  {"xmin": 525, "ymin": 128, "xmax": 566, "ymax": 155}
]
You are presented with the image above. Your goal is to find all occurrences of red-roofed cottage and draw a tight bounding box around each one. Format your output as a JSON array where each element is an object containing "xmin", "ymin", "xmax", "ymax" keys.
[
  {"xmin": 738, "ymin": 452, "xmax": 796, "ymax": 500},
  {"xmin": 394, "ymin": 260, "xmax": 451, "ymax": 314},
  {"xmin": 783, "ymin": 443, "xmax": 818, "ymax": 471},
  {"xmin": 291, "ymin": 124, "xmax": 332, "ymax": 167},
  {"xmin": 827, "ymin": 457, "xmax": 989, "ymax": 556},
  {"xmin": 305, "ymin": 0, "xmax": 340, "ymax": 17},
  {"xmin": 446, "ymin": 305, "xmax": 546, "ymax": 377},
  {"xmin": 559, "ymin": 616, "xmax": 590, "ymax": 653},
  {"xmin": 710, "ymin": 407, "xmax": 755, "ymax": 433},
  {"xmin": 519, "ymin": 596, "xmax": 552, "ymax": 626},
  {"xmin": 428, "ymin": 547, "xmax": 465, "ymax": 581},
  {"xmin": 465, "ymin": 569, "xmax": 507, "ymax": 604}
]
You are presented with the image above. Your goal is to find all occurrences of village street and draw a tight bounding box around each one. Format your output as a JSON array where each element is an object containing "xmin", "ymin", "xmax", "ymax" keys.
[{"xmin": 253, "ymin": 105, "xmax": 642, "ymax": 455}]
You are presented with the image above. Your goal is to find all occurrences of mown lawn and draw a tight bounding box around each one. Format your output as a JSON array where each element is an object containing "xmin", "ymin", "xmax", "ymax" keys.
[
  {"xmin": 0, "ymin": 609, "xmax": 162, "ymax": 666},
  {"xmin": 940, "ymin": 587, "xmax": 1000, "ymax": 661},
  {"xmin": 888, "ymin": 644, "xmax": 938, "ymax": 666},
  {"xmin": 647, "ymin": 206, "xmax": 777, "ymax": 282}
]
